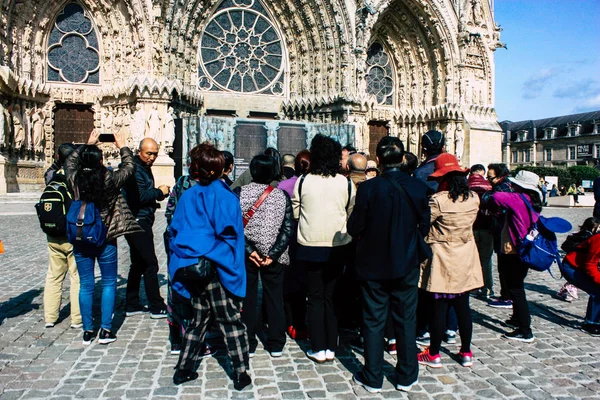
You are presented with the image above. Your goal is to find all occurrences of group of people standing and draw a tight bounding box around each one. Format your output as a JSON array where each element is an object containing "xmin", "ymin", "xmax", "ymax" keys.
[{"xmin": 39, "ymin": 127, "xmax": 600, "ymax": 393}]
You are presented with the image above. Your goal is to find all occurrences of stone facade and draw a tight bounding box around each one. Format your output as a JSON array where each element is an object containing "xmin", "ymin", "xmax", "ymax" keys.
[
  {"xmin": 0, "ymin": 0, "xmax": 504, "ymax": 192},
  {"xmin": 501, "ymin": 111, "xmax": 600, "ymax": 169}
]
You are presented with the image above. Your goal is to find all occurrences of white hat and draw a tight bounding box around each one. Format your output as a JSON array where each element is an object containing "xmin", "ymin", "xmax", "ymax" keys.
[{"xmin": 508, "ymin": 170, "xmax": 542, "ymax": 201}]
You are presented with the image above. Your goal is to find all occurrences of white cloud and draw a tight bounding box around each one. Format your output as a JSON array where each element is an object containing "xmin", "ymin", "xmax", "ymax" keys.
[
  {"xmin": 521, "ymin": 68, "xmax": 561, "ymax": 100},
  {"xmin": 573, "ymin": 93, "xmax": 600, "ymax": 113}
]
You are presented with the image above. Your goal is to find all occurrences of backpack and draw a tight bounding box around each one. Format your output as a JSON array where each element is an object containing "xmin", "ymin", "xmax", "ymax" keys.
[
  {"xmin": 66, "ymin": 200, "xmax": 107, "ymax": 247},
  {"xmin": 35, "ymin": 178, "xmax": 72, "ymax": 237},
  {"xmin": 517, "ymin": 193, "xmax": 572, "ymax": 274}
]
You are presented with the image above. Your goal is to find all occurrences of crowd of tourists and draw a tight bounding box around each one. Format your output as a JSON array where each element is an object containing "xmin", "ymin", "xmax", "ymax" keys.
[{"xmin": 38, "ymin": 128, "xmax": 600, "ymax": 392}]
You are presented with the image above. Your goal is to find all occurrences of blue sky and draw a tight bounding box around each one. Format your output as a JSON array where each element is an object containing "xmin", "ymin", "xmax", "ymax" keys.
[{"xmin": 493, "ymin": 0, "xmax": 600, "ymax": 122}]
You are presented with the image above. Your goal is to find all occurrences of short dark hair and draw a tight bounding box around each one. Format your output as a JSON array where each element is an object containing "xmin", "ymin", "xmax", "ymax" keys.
[
  {"xmin": 376, "ymin": 136, "xmax": 404, "ymax": 168},
  {"xmin": 309, "ymin": 134, "xmax": 341, "ymax": 177},
  {"xmin": 400, "ymin": 152, "xmax": 418, "ymax": 175},
  {"xmin": 250, "ymin": 154, "xmax": 276, "ymax": 184},
  {"xmin": 57, "ymin": 143, "xmax": 76, "ymax": 165},
  {"xmin": 222, "ymin": 151, "xmax": 234, "ymax": 170},
  {"xmin": 487, "ymin": 163, "xmax": 510, "ymax": 178},
  {"xmin": 470, "ymin": 164, "xmax": 485, "ymax": 174},
  {"xmin": 264, "ymin": 147, "xmax": 282, "ymax": 178},
  {"xmin": 294, "ymin": 150, "xmax": 311, "ymax": 176},
  {"xmin": 189, "ymin": 143, "xmax": 224, "ymax": 185},
  {"xmin": 342, "ymin": 145, "xmax": 357, "ymax": 154}
]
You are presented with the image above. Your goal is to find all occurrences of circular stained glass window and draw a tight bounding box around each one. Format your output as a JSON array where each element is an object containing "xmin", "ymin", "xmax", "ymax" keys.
[
  {"xmin": 366, "ymin": 42, "xmax": 394, "ymax": 106},
  {"xmin": 198, "ymin": 3, "xmax": 284, "ymax": 94}
]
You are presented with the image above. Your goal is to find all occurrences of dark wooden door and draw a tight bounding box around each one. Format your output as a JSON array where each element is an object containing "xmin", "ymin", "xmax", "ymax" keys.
[
  {"xmin": 277, "ymin": 124, "xmax": 307, "ymax": 156},
  {"xmin": 53, "ymin": 104, "xmax": 94, "ymax": 152},
  {"xmin": 368, "ymin": 121, "xmax": 389, "ymax": 160}
]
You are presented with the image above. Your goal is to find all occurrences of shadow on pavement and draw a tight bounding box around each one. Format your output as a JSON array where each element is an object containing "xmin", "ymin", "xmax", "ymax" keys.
[{"xmin": 0, "ymin": 288, "xmax": 42, "ymax": 325}]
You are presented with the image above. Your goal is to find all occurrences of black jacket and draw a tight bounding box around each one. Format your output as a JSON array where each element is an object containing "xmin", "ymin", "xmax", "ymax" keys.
[
  {"xmin": 65, "ymin": 146, "xmax": 142, "ymax": 242},
  {"xmin": 347, "ymin": 169, "xmax": 430, "ymax": 280},
  {"xmin": 122, "ymin": 156, "xmax": 166, "ymax": 222}
]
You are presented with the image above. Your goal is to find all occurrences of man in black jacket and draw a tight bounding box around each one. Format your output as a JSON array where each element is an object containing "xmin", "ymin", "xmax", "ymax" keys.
[
  {"xmin": 348, "ymin": 136, "xmax": 430, "ymax": 394},
  {"xmin": 123, "ymin": 138, "xmax": 169, "ymax": 318}
]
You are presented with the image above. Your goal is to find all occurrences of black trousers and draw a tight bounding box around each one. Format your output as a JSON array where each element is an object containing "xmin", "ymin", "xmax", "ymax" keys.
[
  {"xmin": 497, "ymin": 253, "xmax": 510, "ymax": 300},
  {"xmin": 305, "ymin": 260, "xmax": 342, "ymax": 352},
  {"xmin": 284, "ymin": 289, "xmax": 307, "ymax": 329},
  {"xmin": 242, "ymin": 260, "xmax": 286, "ymax": 352},
  {"xmin": 429, "ymin": 294, "xmax": 473, "ymax": 355},
  {"xmin": 360, "ymin": 268, "xmax": 419, "ymax": 388},
  {"xmin": 500, "ymin": 253, "xmax": 532, "ymax": 334},
  {"xmin": 125, "ymin": 218, "xmax": 165, "ymax": 313}
]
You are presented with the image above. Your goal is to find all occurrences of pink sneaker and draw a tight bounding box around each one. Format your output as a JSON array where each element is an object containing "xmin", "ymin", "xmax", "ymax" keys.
[
  {"xmin": 458, "ymin": 351, "xmax": 473, "ymax": 367},
  {"xmin": 417, "ymin": 349, "xmax": 442, "ymax": 368},
  {"xmin": 565, "ymin": 283, "xmax": 579, "ymax": 299}
]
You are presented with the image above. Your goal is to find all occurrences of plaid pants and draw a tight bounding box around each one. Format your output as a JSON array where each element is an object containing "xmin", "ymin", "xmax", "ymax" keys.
[{"xmin": 176, "ymin": 278, "xmax": 249, "ymax": 374}]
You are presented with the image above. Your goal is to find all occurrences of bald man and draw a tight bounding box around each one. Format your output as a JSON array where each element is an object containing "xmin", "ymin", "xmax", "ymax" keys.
[
  {"xmin": 348, "ymin": 153, "xmax": 367, "ymax": 188},
  {"xmin": 123, "ymin": 138, "xmax": 169, "ymax": 318}
]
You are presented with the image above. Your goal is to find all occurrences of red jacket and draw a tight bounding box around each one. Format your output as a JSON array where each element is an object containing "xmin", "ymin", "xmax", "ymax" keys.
[{"xmin": 565, "ymin": 234, "xmax": 600, "ymax": 285}]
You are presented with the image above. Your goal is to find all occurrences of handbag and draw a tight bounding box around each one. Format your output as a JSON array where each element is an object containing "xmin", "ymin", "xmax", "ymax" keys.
[
  {"xmin": 177, "ymin": 257, "xmax": 216, "ymax": 297},
  {"xmin": 242, "ymin": 186, "xmax": 274, "ymax": 227},
  {"xmin": 381, "ymin": 175, "xmax": 432, "ymax": 263}
]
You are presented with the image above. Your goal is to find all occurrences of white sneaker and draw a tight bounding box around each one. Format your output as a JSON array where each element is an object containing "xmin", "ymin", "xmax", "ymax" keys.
[
  {"xmin": 270, "ymin": 351, "xmax": 283, "ymax": 358},
  {"xmin": 325, "ymin": 350, "xmax": 335, "ymax": 361},
  {"xmin": 396, "ymin": 379, "xmax": 418, "ymax": 392},
  {"xmin": 70, "ymin": 323, "xmax": 83, "ymax": 329},
  {"xmin": 44, "ymin": 322, "xmax": 55, "ymax": 328},
  {"xmin": 306, "ymin": 350, "xmax": 326, "ymax": 363}
]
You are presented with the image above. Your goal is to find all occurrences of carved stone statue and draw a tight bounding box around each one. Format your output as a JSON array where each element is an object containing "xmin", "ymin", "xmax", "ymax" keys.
[
  {"xmin": 103, "ymin": 110, "xmax": 114, "ymax": 133},
  {"xmin": 472, "ymin": 0, "xmax": 483, "ymax": 25},
  {"xmin": 131, "ymin": 103, "xmax": 146, "ymax": 146},
  {"xmin": 0, "ymin": 101, "xmax": 6, "ymax": 148},
  {"xmin": 455, "ymin": 124, "xmax": 465, "ymax": 161},
  {"xmin": 12, "ymin": 105, "xmax": 25, "ymax": 150},
  {"xmin": 31, "ymin": 108, "xmax": 44, "ymax": 153},
  {"xmin": 146, "ymin": 104, "xmax": 161, "ymax": 142},
  {"xmin": 163, "ymin": 107, "xmax": 176, "ymax": 149}
]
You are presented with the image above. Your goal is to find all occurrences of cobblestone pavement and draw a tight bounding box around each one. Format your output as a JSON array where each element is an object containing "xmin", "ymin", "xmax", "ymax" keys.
[{"xmin": 0, "ymin": 201, "xmax": 599, "ymax": 399}]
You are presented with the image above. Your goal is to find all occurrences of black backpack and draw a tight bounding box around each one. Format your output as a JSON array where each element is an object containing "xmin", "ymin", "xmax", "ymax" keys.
[{"xmin": 35, "ymin": 175, "xmax": 73, "ymax": 237}]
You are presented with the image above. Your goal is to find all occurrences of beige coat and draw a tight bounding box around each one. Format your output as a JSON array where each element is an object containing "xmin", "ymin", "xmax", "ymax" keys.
[{"xmin": 419, "ymin": 191, "xmax": 484, "ymax": 293}]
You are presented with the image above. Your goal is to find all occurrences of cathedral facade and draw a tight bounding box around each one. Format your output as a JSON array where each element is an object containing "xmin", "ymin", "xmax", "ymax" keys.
[{"xmin": 0, "ymin": 0, "xmax": 504, "ymax": 192}]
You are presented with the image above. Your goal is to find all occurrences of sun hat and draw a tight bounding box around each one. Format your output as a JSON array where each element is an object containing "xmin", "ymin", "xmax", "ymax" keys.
[
  {"xmin": 427, "ymin": 153, "xmax": 469, "ymax": 180},
  {"xmin": 508, "ymin": 170, "xmax": 542, "ymax": 200}
]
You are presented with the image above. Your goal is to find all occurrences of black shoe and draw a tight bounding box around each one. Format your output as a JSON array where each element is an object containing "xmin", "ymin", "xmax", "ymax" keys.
[
  {"xmin": 233, "ymin": 371, "xmax": 252, "ymax": 391},
  {"xmin": 503, "ymin": 329, "xmax": 535, "ymax": 343},
  {"xmin": 98, "ymin": 329, "xmax": 117, "ymax": 344},
  {"xmin": 125, "ymin": 305, "xmax": 149, "ymax": 317},
  {"xmin": 151, "ymin": 308, "xmax": 168, "ymax": 319},
  {"xmin": 173, "ymin": 370, "xmax": 199, "ymax": 385},
  {"xmin": 581, "ymin": 323, "xmax": 600, "ymax": 337},
  {"xmin": 83, "ymin": 330, "xmax": 95, "ymax": 345}
]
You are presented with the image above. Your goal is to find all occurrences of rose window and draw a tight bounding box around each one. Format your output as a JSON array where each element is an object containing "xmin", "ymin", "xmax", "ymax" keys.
[
  {"xmin": 47, "ymin": 2, "xmax": 100, "ymax": 84},
  {"xmin": 366, "ymin": 42, "xmax": 394, "ymax": 106},
  {"xmin": 198, "ymin": 0, "xmax": 285, "ymax": 95}
]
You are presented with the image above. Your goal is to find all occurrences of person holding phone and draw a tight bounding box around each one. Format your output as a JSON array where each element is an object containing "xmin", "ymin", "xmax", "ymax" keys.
[{"xmin": 122, "ymin": 138, "xmax": 170, "ymax": 318}]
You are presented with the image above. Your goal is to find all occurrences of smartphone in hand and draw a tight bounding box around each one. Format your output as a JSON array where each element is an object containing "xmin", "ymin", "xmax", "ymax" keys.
[{"xmin": 98, "ymin": 133, "xmax": 115, "ymax": 142}]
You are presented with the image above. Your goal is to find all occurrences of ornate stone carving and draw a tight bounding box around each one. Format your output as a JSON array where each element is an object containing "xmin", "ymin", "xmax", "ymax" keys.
[{"xmin": 146, "ymin": 104, "xmax": 161, "ymax": 142}]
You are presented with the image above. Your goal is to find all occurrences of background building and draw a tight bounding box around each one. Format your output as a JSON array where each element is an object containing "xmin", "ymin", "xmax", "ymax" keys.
[
  {"xmin": 501, "ymin": 111, "xmax": 600, "ymax": 169},
  {"xmin": 0, "ymin": 0, "xmax": 504, "ymax": 192}
]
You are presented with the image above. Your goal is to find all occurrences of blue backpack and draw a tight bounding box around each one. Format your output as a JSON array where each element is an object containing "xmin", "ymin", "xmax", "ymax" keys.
[
  {"xmin": 66, "ymin": 200, "xmax": 107, "ymax": 247},
  {"xmin": 517, "ymin": 194, "xmax": 571, "ymax": 274}
]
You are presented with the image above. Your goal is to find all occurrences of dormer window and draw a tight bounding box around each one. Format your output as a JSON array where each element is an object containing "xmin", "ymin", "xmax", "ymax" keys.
[
  {"xmin": 569, "ymin": 125, "xmax": 580, "ymax": 137},
  {"xmin": 594, "ymin": 121, "xmax": 599, "ymax": 134},
  {"xmin": 517, "ymin": 130, "xmax": 527, "ymax": 142},
  {"xmin": 544, "ymin": 128, "xmax": 555, "ymax": 139}
]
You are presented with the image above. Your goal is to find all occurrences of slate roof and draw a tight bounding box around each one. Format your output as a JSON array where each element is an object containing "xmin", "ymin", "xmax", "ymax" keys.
[{"xmin": 500, "ymin": 110, "xmax": 600, "ymax": 141}]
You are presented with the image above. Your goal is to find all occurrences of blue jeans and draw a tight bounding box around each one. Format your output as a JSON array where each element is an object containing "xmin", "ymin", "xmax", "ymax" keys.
[
  {"xmin": 74, "ymin": 241, "xmax": 118, "ymax": 331},
  {"xmin": 561, "ymin": 262, "xmax": 600, "ymax": 325}
]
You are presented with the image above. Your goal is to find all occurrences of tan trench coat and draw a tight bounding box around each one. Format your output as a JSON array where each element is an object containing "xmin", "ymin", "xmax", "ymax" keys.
[{"xmin": 419, "ymin": 191, "xmax": 484, "ymax": 293}]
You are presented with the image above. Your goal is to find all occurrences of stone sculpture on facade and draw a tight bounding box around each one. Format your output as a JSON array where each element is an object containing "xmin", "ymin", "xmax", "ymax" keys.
[
  {"xmin": 146, "ymin": 104, "xmax": 161, "ymax": 143},
  {"xmin": 131, "ymin": 103, "xmax": 146, "ymax": 147},
  {"xmin": 0, "ymin": 100, "xmax": 6, "ymax": 148},
  {"xmin": 31, "ymin": 108, "xmax": 44, "ymax": 154},
  {"xmin": 163, "ymin": 107, "xmax": 176, "ymax": 152},
  {"xmin": 455, "ymin": 123, "xmax": 465, "ymax": 161},
  {"xmin": 12, "ymin": 105, "xmax": 25, "ymax": 151}
]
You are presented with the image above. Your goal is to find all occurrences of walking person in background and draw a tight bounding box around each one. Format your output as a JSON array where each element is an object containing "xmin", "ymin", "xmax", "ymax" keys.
[
  {"xmin": 169, "ymin": 143, "xmax": 251, "ymax": 389},
  {"xmin": 348, "ymin": 136, "xmax": 430, "ymax": 393},
  {"xmin": 292, "ymin": 134, "xmax": 356, "ymax": 363},
  {"xmin": 122, "ymin": 138, "xmax": 169, "ymax": 319},
  {"xmin": 489, "ymin": 170, "xmax": 543, "ymax": 342},
  {"xmin": 64, "ymin": 130, "xmax": 142, "ymax": 344},
  {"xmin": 417, "ymin": 154, "xmax": 483, "ymax": 368},
  {"xmin": 481, "ymin": 163, "xmax": 514, "ymax": 309},
  {"xmin": 235, "ymin": 154, "xmax": 293, "ymax": 358},
  {"xmin": 42, "ymin": 143, "xmax": 81, "ymax": 329},
  {"xmin": 468, "ymin": 164, "xmax": 494, "ymax": 299}
]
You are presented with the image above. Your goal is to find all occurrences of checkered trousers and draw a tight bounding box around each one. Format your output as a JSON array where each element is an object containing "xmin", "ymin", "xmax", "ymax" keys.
[{"xmin": 176, "ymin": 277, "xmax": 250, "ymax": 374}]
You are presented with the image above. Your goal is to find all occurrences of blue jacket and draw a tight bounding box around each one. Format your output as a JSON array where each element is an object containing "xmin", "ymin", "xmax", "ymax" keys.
[
  {"xmin": 414, "ymin": 154, "xmax": 440, "ymax": 196},
  {"xmin": 168, "ymin": 180, "xmax": 246, "ymax": 298}
]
